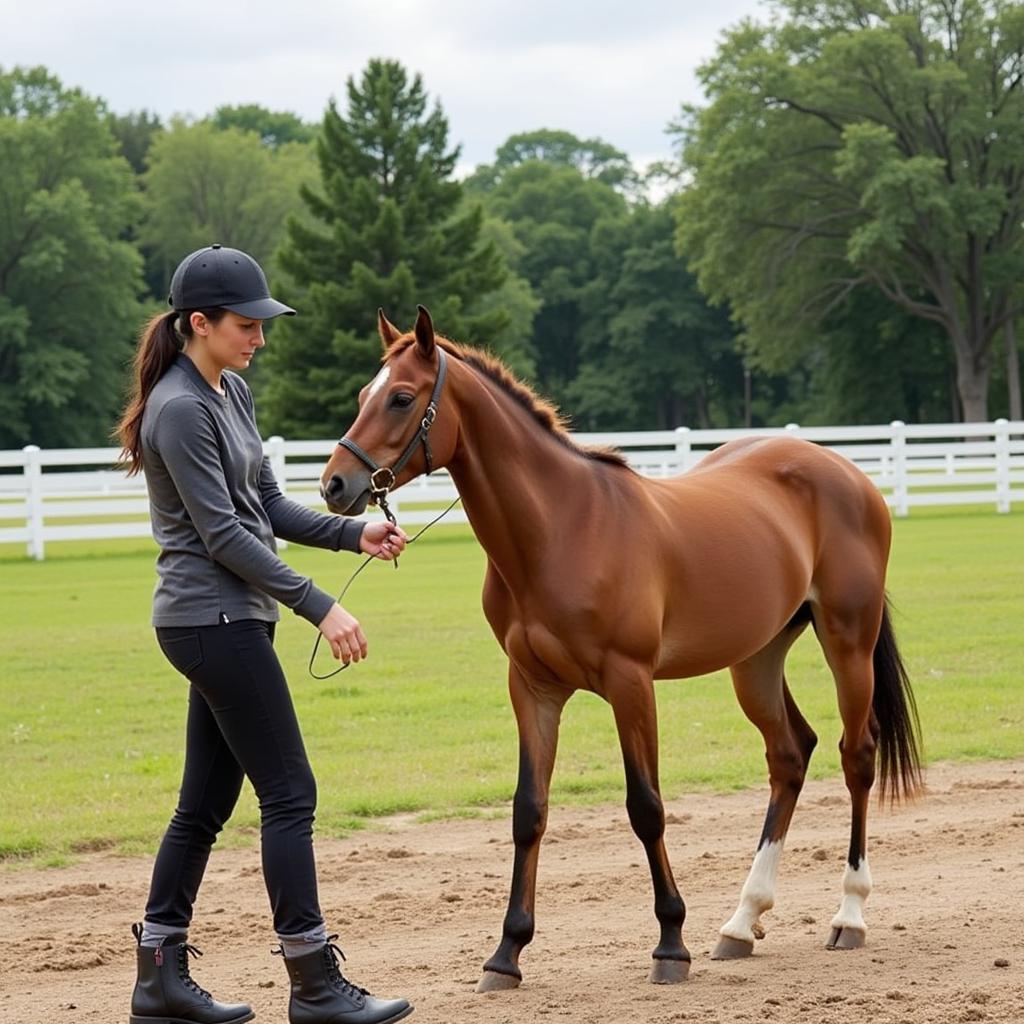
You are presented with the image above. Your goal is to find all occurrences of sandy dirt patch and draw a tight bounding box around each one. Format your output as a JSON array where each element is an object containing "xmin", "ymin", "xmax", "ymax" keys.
[{"xmin": 1, "ymin": 759, "xmax": 1022, "ymax": 1024}]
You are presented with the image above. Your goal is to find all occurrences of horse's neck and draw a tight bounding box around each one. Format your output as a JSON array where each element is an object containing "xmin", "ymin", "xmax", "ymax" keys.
[{"xmin": 446, "ymin": 369, "xmax": 598, "ymax": 577}]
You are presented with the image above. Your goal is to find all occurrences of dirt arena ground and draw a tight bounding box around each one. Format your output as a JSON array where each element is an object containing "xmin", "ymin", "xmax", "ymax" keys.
[{"xmin": 1, "ymin": 759, "xmax": 1021, "ymax": 1024}]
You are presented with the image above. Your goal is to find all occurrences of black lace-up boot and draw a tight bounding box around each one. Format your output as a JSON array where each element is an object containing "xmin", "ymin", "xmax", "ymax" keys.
[
  {"xmin": 130, "ymin": 923, "xmax": 255, "ymax": 1024},
  {"xmin": 280, "ymin": 937, "xmax": 412, "ymax": 1024}
]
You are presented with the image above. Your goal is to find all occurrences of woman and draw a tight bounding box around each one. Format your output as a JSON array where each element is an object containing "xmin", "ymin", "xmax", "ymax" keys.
[{"xmin": 117, "ymin": 244, "xmax": 413, "ymax": 1024}]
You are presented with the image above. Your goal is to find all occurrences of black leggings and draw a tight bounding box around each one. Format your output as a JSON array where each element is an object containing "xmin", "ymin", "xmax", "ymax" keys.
[{"xmin": 145, "ymin": 619, "xmax": 323, "ymax": 937}]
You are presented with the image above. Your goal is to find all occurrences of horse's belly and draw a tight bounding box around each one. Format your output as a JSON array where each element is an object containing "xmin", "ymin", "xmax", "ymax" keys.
[
  {"xmin": 654, "ymin": 550, "xmax": 811, "ymax": 678},
  {"xmin": 655, "ymin": 622, "xmax": 778, "ymax": 678}
]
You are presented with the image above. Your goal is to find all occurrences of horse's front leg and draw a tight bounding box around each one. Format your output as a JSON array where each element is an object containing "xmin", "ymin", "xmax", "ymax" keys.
[
  {"xmin": 477, "ymin": 666, "xmax": 570, "ymax": 992},
  {"xmin": 609, "ymin": 659, "xmax": 690, "ymax": 983}
]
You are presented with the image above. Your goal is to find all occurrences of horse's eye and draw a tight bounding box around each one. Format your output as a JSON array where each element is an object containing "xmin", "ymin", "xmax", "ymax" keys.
[{"xmin": 390, "ymin": 393, "xmax": 415, "ymax": 409}]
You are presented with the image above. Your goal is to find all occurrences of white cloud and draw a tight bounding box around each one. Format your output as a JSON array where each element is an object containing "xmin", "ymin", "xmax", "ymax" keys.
[{"xmin": 1, "ymin": 0, "xmax": 768, "ymax": 166}]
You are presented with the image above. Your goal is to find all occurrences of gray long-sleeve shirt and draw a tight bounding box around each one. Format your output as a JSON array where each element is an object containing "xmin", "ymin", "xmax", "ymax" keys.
[{"xmin": 141, "ymin": 353, "xmax": 363, "ymax": 627}]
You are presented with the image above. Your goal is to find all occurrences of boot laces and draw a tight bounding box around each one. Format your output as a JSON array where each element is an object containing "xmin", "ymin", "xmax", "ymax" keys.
[
  {"xmin": 324, "ymin": 936, "xmax": 369, "ymax": 999},
  {"xmin": 177, "ymin": 942, "xmax": 213, "ymax": 1002}
]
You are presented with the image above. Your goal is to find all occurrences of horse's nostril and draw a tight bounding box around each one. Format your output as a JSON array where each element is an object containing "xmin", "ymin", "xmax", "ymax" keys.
[{"xmin": 324, "ymin": 475, "xmax": 345, "ymax": 501}]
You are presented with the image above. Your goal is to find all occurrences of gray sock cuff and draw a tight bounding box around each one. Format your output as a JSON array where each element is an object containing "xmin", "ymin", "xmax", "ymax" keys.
[
  {"xmin": 140, "ymin": 920, "xmax": 186, "ymax": 948},
  {"xmin": 277, "ymin": 924, "xmax": 328, "ymax": 959}
]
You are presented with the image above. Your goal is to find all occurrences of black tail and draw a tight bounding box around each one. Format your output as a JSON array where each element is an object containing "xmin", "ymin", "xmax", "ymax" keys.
[{"xmin": 873, "ymin": 599, "xmax": 923, "ymax": 802}]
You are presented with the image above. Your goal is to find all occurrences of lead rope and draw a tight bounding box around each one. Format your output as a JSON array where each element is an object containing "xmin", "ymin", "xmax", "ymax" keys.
[{"xmin": 307, "ymin": 496, "xmax": 462, "ymax": 679}]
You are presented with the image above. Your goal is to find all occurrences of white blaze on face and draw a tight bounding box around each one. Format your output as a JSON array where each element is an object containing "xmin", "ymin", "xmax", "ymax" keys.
[{"xmin": 367, "ymin": 365, "xmax": 391, "ymax": 401}]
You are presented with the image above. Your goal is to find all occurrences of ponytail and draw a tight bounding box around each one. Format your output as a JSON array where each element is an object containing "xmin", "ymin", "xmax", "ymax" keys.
[
  {"xmin": 116, "ymin": 306, "xmax": 230, "ymax": 473},
  {"xmin": 116, "ymin": 311, "xmax": 181, "ymax": 474}
]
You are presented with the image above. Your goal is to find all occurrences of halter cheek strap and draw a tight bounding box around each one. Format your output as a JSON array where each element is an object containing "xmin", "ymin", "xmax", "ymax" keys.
[{"xmin": 337, "ymin": 347, "xmax": 448, "ymax": 520}]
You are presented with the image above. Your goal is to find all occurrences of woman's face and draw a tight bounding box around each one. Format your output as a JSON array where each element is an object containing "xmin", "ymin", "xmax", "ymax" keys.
[{"xmin": 190, "ymin": 311, "xmax": 266, "ymax": 371}]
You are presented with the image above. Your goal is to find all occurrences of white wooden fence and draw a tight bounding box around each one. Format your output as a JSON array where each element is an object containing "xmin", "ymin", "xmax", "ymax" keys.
[{"xmin": 2, "ymin": 420, "xmax": 1022, "ymax": 560}]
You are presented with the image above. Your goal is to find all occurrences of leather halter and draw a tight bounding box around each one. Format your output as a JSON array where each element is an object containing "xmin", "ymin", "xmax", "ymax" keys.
[{"xmin": 336, "ymin": 347, "xmax": 448, "ymax": 523}]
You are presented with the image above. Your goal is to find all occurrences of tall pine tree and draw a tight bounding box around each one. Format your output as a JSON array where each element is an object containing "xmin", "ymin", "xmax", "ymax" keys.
[{"xmin": 260, "ymin": 60, "xmax": 507, "ymax": 437}]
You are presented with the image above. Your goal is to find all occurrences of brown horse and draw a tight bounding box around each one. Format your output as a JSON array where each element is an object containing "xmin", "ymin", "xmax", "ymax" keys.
[{"xmin": 320, "ymin": 307, "xmax": 922, "ymax": 991}]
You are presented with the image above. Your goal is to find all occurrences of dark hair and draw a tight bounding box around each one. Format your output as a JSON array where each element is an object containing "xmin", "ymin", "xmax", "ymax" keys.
[{"xmin": 115, "ymin": 307, "xmax": 227, "ymax": 474}]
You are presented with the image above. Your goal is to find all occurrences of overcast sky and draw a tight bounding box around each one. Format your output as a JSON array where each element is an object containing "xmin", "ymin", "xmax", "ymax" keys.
[{"xmin": 3, "ymin": 0, "xmax": 769, "ymax": 170}]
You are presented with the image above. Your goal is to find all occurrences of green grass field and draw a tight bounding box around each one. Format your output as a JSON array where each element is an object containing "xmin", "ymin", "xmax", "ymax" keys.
[{"xmin": 1, "ymin": 507, "xmax": 1022, "ymax": 867}]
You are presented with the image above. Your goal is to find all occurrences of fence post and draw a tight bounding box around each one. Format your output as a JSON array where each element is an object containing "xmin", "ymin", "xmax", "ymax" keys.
[
  {"xmin": 994, "ymin": 418, "xmax": 1010, "ymax": 514},
  {"xmin": 23, "ymin": 445, "xmax": 44, "ymax": 560},
  {"xmin": 674, "ymin": 426, "xmax": 691, "ymax": 473},
  {"xmin": 784, "ymin": 422, "xmax": 800, "ymax": 435},
  {"xmin": 890, "ymin": 420, "xmax": 908, "ymax": 517},
  {"xmin": 266, "ymin": 435, "xmax": 289, "ymax": 548},
  {"xmin": 266, "ymin": 435, "xmax": 287, "ymax": 494}
]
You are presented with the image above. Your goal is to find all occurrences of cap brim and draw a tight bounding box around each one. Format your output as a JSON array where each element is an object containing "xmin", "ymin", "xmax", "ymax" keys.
[{"xmin": 222, "ymin": 296, "xmax": 296, "ymax": 319}]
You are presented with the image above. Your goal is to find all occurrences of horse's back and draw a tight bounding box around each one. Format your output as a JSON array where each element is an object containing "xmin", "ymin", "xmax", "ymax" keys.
[
  {"xmin": 676, "ymin": 435, "xmax": 886, "ymax": 530},
  {"xmin": 642, "ymin": 436, "xmax": 890, "ymax": 677}
]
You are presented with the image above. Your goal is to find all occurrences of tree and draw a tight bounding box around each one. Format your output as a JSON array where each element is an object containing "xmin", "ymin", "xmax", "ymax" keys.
[
  {"xmin": 472, "ymin": 158, "xmax": 629, "ymax": 405},
  {"xmin": 0, "ymin": 66, "xmax": 143, "ymax": 448},
  {"xmin": 107, "ymin": 109, "xmax": 163, "ymax": 174},
  {"xmin": 801, "ymin": 293, "xmax": 955, "ymax": 424},
  {"xmin": 1006, "ymin": 321, "xmax": 1022, "ymax": 420},
  {"xmin": 140, "ymin": 119, "xmax": 317, "ymax": 291},
  {"xmin": 466, "ymin": 128, "xmax": 641, "ymax": 195},
  {"xmin": 211, "ymin": 104, "xmax": 315, "ymax": 147},
  {"xmin": 676, "ymin": 0, "xmax": 1024, "ymax": 421},
  {"xmin": 467, "ymin": 214, "xmax": 541, "ymax": 379},
  {"xmin": 567, "ymin": 204, "xmax": 746, "ymax": 429},
  {"xmin": 260, "ymin": 59, "xmax": 507, "ymax": 437}
]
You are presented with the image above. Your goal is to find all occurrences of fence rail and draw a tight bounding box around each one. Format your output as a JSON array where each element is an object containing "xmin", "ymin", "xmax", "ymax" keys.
[{"xmin": 2, "ymin": 420, "xmax": 1022, "ymax": 559}]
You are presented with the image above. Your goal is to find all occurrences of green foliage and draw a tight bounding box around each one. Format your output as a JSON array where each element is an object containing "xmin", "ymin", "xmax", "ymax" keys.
[
  {"xmin": 676, "ymin": 0, "xmax": 1024, "ymax": 421},
  {"xmin": 6, "ymin": 45, "xmax": 1012, "ymax": 443},
  {"xmin": 210, "ymin": 104, "xmax": 315, "ymax": 147},
  {"xmin": 468, "ymin": 142, "xmax": 750, "ymax": 427},
  {"xmin": 260, "ymin": 60, "xmax": 508, "ymax": 438},
  {"xmin": 471, "ymin": 158, "xmax": 630, "ymax": 406},
  {"xmin": 466, "ymin": 128, "xmax": 641, "ymax": 195},
  {"xmin": 567, "ymin": 203, "xmax": 745, "ymax": 429},
  {"xmin": 467, "ymin": 214, "xmax": 542, "ymax": 379},
  {"xmin": 802, "ymin": 291, "xmax": 955, "ymax": 424},
  {"xmin": 107, "ymin": 109, "xmax": 163, "ymax": 174},
  {"xmin": 140, "ymin": 119, "xmax": 318, "ymax": 289},
  {"xmin": 1, "ymin": 508, "xmax": 1022, "ymax": 864},
  {"xmin": 0, "ymin": 66, "xmax": 144, "ymax": 448}
]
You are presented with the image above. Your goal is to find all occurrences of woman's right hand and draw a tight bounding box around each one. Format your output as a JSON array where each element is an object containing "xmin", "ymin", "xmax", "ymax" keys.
[{"xmin": 317, "ymin": 603, "xmax": 368, "ymax": 664}]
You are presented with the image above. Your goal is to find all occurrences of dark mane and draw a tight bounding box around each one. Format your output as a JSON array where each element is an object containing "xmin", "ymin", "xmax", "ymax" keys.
[{"xmin": 386, "ymin": 335, "xmax": 628, "ymax": 467}]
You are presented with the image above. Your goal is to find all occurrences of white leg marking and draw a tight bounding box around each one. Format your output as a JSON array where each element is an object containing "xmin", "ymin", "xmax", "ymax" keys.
[
  {"xmin": 719, "ymin": 840, "xmax": 784, "ymax": 943},
  {"xmin": 829, "ymin": 858, "xmax": 872, "ymax": 934},
  {"xmin": 367, "ymin": 365, "xmax": 391, "ymax": 399}
]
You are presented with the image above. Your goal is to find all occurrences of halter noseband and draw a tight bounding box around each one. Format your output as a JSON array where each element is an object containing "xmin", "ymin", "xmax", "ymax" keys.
[{"xmin": 336, "ymin": 347, "xmax": 448, "ymax": 523}]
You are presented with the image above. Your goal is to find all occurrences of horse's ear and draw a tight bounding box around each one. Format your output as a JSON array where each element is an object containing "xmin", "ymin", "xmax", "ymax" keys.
[
  {"xmin": 414, "ymin": 305, "xmax": 435, "ymax": 357},
  {"xmin": 377, "ymin": 308, "xmax": 401, "ymax": 350}
]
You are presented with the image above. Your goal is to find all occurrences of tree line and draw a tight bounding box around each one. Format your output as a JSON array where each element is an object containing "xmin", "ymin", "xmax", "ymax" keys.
[{"xmin": 1, "ymin": 1, "xmax": 1022, "ymax": 449}]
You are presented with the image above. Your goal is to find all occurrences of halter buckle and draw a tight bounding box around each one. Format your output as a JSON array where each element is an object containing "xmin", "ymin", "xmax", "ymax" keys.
[
  {"xmin": 369, "ymin": 466, "xmax": 396, "ymax": 496},
  {"xmin": 421, "ymin": 404, "xmax": 437, "ymax": 431}
]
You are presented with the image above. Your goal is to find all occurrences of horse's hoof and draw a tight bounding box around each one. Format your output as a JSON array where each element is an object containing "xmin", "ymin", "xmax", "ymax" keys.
[
  {"xmin": 826, "ymin": 926, "xmax": 865, "ymax": 950},
  {"xmin": 710, "ymin": 935, "xmax": 755, "ymax": 960},
  {"xmin": 476, "ymin": 970, "xmax": 522, "ymax": 993},
  {"xmin": 648, "ymin": 958, "xmax": 690, "ymax": 984}
]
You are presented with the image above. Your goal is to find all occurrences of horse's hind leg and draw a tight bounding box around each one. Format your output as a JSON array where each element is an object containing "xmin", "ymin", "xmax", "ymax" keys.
[
  {"xmin": 607, "ymin": 657, "xmax": 690, "ymax": 983},
  {"xmin": 478, "ymin": 667, "xmax": 570, "ymax": 992},
  {"xmin": 713, "ymin": 618, "xmax": 816, "ymax": 960},
  {"xmin": 812, "ymin": 594, "xmax": 883, "ymax": 951}
]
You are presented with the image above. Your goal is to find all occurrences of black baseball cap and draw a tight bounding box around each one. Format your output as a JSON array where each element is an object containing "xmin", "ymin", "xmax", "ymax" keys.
[{"xmin": 168, "ymin": 244, "xmax": 296, "ymax": 319}]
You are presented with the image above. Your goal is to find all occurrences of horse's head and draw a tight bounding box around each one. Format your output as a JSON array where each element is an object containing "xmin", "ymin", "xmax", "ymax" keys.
[{"xmin": 320, "ymin": 305, "xmax": 458, "ymax": 515}]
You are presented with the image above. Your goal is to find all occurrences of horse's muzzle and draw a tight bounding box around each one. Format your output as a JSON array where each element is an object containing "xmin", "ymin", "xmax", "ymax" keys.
[{"xmin": 321, "ymin": 472, "xmax": 371, "ymax": 516}]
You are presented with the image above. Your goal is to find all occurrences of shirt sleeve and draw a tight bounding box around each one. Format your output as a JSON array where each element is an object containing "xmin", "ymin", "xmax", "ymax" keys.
[
  {"xmin": 258, "ymin": 457, "xmax": 365, "ymax": 553},
  {"xmin": 151, "ymin": 395, "xmax": 336, "ymax": 626}
]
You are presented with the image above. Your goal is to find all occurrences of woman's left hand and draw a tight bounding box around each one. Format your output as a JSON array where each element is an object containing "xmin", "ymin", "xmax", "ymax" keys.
[{"xmin": 359, "ymin": 521, "xmax": 409, "ymax": 560}]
